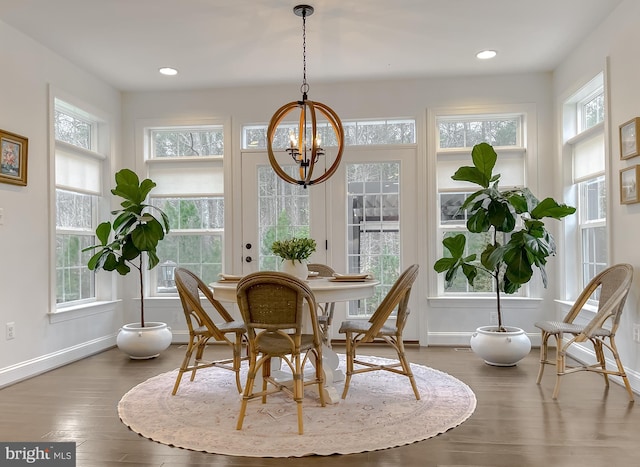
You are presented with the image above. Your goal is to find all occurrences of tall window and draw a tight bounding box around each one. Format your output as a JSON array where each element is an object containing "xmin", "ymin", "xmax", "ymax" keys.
[
  {"xmin": 347, "ymin": 162, "xmax": 400, "ymax": 315},
  {"xmin": 435, "ymin": 113, "xmax": 526, "ymax": 295},
  {"xmin": 564, "ymin": 74, "xmax": 607, "ymax": 292},
  {"xmin": 54, "ymin": 99, "xmax": 106, "ymax": 306},
  {"xmin": 147, "ymin": 125, "xmax": 225, "ymax": 290}
]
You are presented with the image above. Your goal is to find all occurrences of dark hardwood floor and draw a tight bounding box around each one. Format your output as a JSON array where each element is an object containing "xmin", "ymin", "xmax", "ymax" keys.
[{"xmin": 0, "ymin": 344, "xmax": 637, "ymax": 467}]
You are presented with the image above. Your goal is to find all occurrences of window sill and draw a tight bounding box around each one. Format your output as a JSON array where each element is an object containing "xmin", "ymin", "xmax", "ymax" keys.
[
  {"xmin": 427, "ymin": 296, "xmax": 541, "ymax": 310},
  {"xmin": 554, "ymin": 299, "xmax": 597, "ymax": 314},
  {"xmin": 49, "ymin": 300, "xmax": 120, "ymax": 323}
]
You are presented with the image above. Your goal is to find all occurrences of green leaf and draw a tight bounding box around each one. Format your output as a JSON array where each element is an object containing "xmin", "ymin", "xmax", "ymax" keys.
[
  {"xmin": 467, "ymin": 209, "xmax": 490, "ymax": 232},
  {"xmin": 531, "ymin": 197, "xmax": 576, "ymax": 220},
  {"xmin": 452, "ymin": 166, "xmax": 489, "ymax": 188},
  {"xmin": 95, "ymin": 222, "xmax": 112, "ymax": 245},
  {"xmin": 461, "ymin": 263, "xmax": 478, "ymax": 285},
  {"xmin": 434, "ymin": 257, "xmax": 458, "ymax": 273},
  {"xmin": 442, "ymin": 234, "xmax": 466, "ymax": 258},
  {"xmin": 471, "ymin": 142, "xmax": 497, "ymax": 184}
]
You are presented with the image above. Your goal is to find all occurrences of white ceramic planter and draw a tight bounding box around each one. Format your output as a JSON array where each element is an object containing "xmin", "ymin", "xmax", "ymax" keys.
[
  {"xmin": 116, "ymin": 321, "xmax": 172, "ymax": 359},
  {"xmin": 470, "ymin": 325, "xmax": 531, "ymax": 367},
  {"xmin": 281, "ymin": 260, "xmax": 309, "ymax": 281}
]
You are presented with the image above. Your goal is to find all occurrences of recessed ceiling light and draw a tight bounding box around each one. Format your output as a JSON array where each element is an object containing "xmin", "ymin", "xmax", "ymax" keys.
[
  {"xmin": 159, "ymin": 67, "xmax": 178, "ymax": 76},
  {"xmin": 476, "ymin": 50, "xmax": 497, "ymax": 60}
]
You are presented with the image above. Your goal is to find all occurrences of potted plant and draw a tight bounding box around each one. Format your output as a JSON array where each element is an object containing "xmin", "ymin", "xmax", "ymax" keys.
[
  {"xmin": 84, "ymin": 168, "xmax": 172, "ymax": 359},
  {"xmin": 271, "ymin": 237, "xmax": 317, "ymax": 280},
  {"xmin": 433, "ymin": 143, "xmax": 575, "ymax": 366}
]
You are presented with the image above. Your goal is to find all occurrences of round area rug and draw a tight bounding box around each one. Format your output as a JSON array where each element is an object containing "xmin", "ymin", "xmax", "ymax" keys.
[{"xmin": 118, "ymin": 355, "xmax": 476, "ymax": 457}]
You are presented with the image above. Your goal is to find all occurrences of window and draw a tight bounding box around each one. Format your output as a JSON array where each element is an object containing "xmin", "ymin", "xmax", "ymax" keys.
[
  {"xmin": 53, "ymin": 98, "xmax": 107, "ymax": 307},
  {"xmin": 564, "ymin": 73, "xmax": 607, "ymax": 293},
  {"xmin": 347, "ymin": 162, "xmax": 400, "ymax": 315},
  {"xmin": 146, "ymin": 125, "xmax": 226, "ymax": 291},
  {"xmin": 242, "ymin": 118, "xmax": 416, "ymax": 149},
  {"xmin": 435, "ymin": 111, "xmax": 526, "ymax": 295}
]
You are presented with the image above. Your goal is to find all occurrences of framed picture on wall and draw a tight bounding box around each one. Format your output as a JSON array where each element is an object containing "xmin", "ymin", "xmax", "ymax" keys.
[
  {"xmin": 0, "ymin": 130, "xmax": 28, "ymax": 186},
  {"xmin": 620, "ymin": 117, "xmax": 640, "ymax": 160},
  {"xmin": 620, "ymin": 165, "xmax": 640, "ymax": 204}
]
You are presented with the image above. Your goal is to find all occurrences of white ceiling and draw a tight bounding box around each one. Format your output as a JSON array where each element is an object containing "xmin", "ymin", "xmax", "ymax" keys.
[{"xmin": 0, "ymin": 0, "xmax": 622, "ymax": 92}]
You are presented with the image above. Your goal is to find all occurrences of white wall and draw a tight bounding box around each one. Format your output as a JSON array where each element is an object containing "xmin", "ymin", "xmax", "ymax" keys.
[{"xmin": 0, "ymin": 21, "xmax": 123, "ymax": 386}]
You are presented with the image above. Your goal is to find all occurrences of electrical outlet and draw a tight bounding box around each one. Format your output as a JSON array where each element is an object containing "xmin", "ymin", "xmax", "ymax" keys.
[
  {"xmin": 6, "ymin": 322, "xmax": 15, "ymax": 340},
  {"xmin": 490, "ymin": 311, "xmax": 499, "ymax": 325},
  {"xmin": 633, "ymin": 324, "xmax": 640, "ymax": 343},
  {"xmin": 0, "ymin": 207, "xmax": 4, "ymax": 225}
]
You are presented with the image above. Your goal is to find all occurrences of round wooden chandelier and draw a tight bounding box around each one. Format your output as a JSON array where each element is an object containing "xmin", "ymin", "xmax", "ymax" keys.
[{"xmin": 267, "ymin": 4, "xmax": 344, "ymax": 188}]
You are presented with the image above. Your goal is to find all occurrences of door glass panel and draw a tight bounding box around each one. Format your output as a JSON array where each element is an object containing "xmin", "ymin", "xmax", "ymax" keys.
[
  {"xmin": 258, "ymin": 165, "xmax": 311, "ymax": 271},
  {"xmin": 347, "ymin": 162, "xmax": 400, "ymax": 317}
]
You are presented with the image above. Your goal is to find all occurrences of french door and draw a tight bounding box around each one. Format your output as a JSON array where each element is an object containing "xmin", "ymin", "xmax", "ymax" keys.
[{"xmin": 240, "ymin": 146, "xmax": 419, "ymax": 341}]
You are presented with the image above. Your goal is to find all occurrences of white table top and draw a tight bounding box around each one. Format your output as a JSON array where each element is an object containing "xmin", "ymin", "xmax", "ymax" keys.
[{"xmin": 211, "ymin": 276, "xmax": 380, "ymax": 303}]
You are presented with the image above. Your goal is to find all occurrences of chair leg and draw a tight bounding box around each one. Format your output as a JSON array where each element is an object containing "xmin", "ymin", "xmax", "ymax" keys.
[
  {"xmin": 172, "ymin": 337, "xmax": 196, "ymax": 395},
  {"xmin": 236, "ymin": 352, "xmax": 258, "ymax": 431},
  {"xmin": 592, "ymin": 339, "xmax": 610, "ymax": 387},
  {"xmin": 609, "ymin": 336, "xmax": 635, "ymax": 402},
  {"xmin": 232, "ymin": 332, "xmax": 244, "ymax": 393},
  {"xmin": 294, "ymin": 353, "xmax": 304, "ymax": 435},
  {"xmin": 536, "ymin": 331, "xmax": 551, "ymax": 384},
  {"xmin": 553, "ymin": 345, "xmax": 566, "ymax": 400},
  {"xmin": 396, "ymin": 339, "xmax": 420, "ymax": 400},
  {"xmin": 341, "ymin": 333, "xmax": 354, "ymax": 399}
]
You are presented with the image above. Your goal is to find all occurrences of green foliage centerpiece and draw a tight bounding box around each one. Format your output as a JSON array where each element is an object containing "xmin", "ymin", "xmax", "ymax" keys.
[
  {"xmin": 433, "ymin": 143, "xmax": 575, "ymax": 331},
  {"xmin": 84, "ymin": 168, "xmax": 170, "ymax": 328},
  {"xmin": 271, "ymin": 237, "xmax": 317, "ymax": 263}
]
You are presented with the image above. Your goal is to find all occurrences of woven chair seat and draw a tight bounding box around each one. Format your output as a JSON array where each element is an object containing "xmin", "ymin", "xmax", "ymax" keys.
[
  {"xmin": 534, "ymin": 321, "xmax": 611, "ymax": 337},
  {"xmin": 339, "ymin": 320, "xmax": 396, "ymax": 336}
]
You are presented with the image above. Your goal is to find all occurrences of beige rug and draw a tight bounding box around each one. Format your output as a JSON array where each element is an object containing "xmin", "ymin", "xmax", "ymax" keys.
[{"xmin": 118, "ymin": 355, "xmax": 476, "ymax": 457}]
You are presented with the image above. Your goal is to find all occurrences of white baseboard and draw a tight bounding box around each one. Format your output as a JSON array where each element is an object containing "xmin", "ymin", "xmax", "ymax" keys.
[{"xmin": 0, "ymin": 334, "xmax": 117, "ymax": 389}]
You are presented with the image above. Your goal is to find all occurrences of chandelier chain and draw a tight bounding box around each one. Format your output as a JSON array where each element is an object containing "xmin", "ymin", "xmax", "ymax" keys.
[{"xmin": 301, "ymin": 8, "xmax": 309, "ymax": 95}]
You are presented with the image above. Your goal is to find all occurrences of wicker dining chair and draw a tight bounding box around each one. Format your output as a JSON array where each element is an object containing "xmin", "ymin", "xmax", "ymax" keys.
[
  {"xmin": 338, "ymin": 264, "xmax": 420, "ymax": 400},
  {"xmin": 235, "ymin": 271, "xmax": 326, "ymax": 435},
  {"xmin": 307, "ymin": 263, "xmax": 336, "ymax": 347},
  {"xmin": 535, "ymin": 263, "xmax": 634, "ymax": 401},
  {"xmin": 172, "ymin": 268, "xmax": 247, "ymax": 395}
]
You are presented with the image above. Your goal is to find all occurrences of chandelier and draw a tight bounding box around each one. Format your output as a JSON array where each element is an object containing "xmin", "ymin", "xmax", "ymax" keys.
[{"xmin": 267, "ymin": 4, "xmax": 344, "ymax": 188}]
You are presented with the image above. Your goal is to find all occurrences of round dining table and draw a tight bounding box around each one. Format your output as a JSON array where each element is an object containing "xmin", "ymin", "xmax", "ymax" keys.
[{"xmin": 211, "ymin": 276, "xmax": 380, "ymax": 403}]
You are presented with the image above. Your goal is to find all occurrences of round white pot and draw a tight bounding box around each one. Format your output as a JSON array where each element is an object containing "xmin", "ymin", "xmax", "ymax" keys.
[
  {"xmin": 116, "ymin": 321, "xmax": 172, "ymax": 359},
  {"xmin": 281, "ymin": 260, "xmax": 309, "ymax": 281},
  {"xmin": 470, "ymin": 325, "xmax": 531, "ymax": 367}
]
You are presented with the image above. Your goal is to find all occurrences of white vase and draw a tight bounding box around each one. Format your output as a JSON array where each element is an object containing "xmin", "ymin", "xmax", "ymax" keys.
[
  {"xmin": 470, "ymin": 325, "xmax": 531, "ymax": 367},
  {"xmin": 116, "ymin": 321, "xmax": 173, "ymax": 359},
  {"xmin": 282, "ymin": 260, "xmax": 309, "ymax": 281}
]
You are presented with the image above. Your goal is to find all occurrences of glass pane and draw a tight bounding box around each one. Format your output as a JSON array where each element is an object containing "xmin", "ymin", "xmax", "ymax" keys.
[
  {"xmin": 152, "ymin": 127, "xmax": 224, "ymax": 157},
  {"xmin": 582, "ymin": 92, "xmax": 604, "ymax": 130},
  {"xmin": 257, "ymin": 166, "xmax": 310, "ymax": 271},
  {"xmin": 242, "ymin": 119, "xmax": 416, "ymax": 149},
  {"xmin": 152, "ymin": 196, "xmax": 224, "ymax": 293},
  {"xmin": 580, "ymin": 176, "xmax": 606, "ymax": 222},
  {"xmin": 438, "ymin": 117, "xmax": 520, "ymax": 149},
  {"xmin": 54, "ymin": 109, "xmax": 91, "ymax": 149},
  {"xmin": 55, "ymin": 234, "xmax": 95, "ymax": 303},
  {"xmin": 347, "ymin": 162, "xmax": 400, "ymax": 317},
  {"xmin": 582, "ymin": 226, "xmax": 607, "ymax": 294}
]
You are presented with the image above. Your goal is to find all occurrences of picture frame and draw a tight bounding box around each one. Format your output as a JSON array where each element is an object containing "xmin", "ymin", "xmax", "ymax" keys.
[
  {"xmin": 620, "ymin": 165, "xmax": 640, "ymax": 204},
  {"xmin": 0, "ymin": 129, "xmax": 28, "ymax": 186},
  {"xmin": 619, "ymin": 117, "xmax": 640, "ymax": 160}
]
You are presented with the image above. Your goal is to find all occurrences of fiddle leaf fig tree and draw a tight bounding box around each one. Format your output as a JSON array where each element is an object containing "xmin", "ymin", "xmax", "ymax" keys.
[
  {"xmin": 434, "ymin": 143, "xmax": 576, "ymax": 331},
  {"xmin": 84, "ymin": 168, "xmax": 170, "ymax": 327}
]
